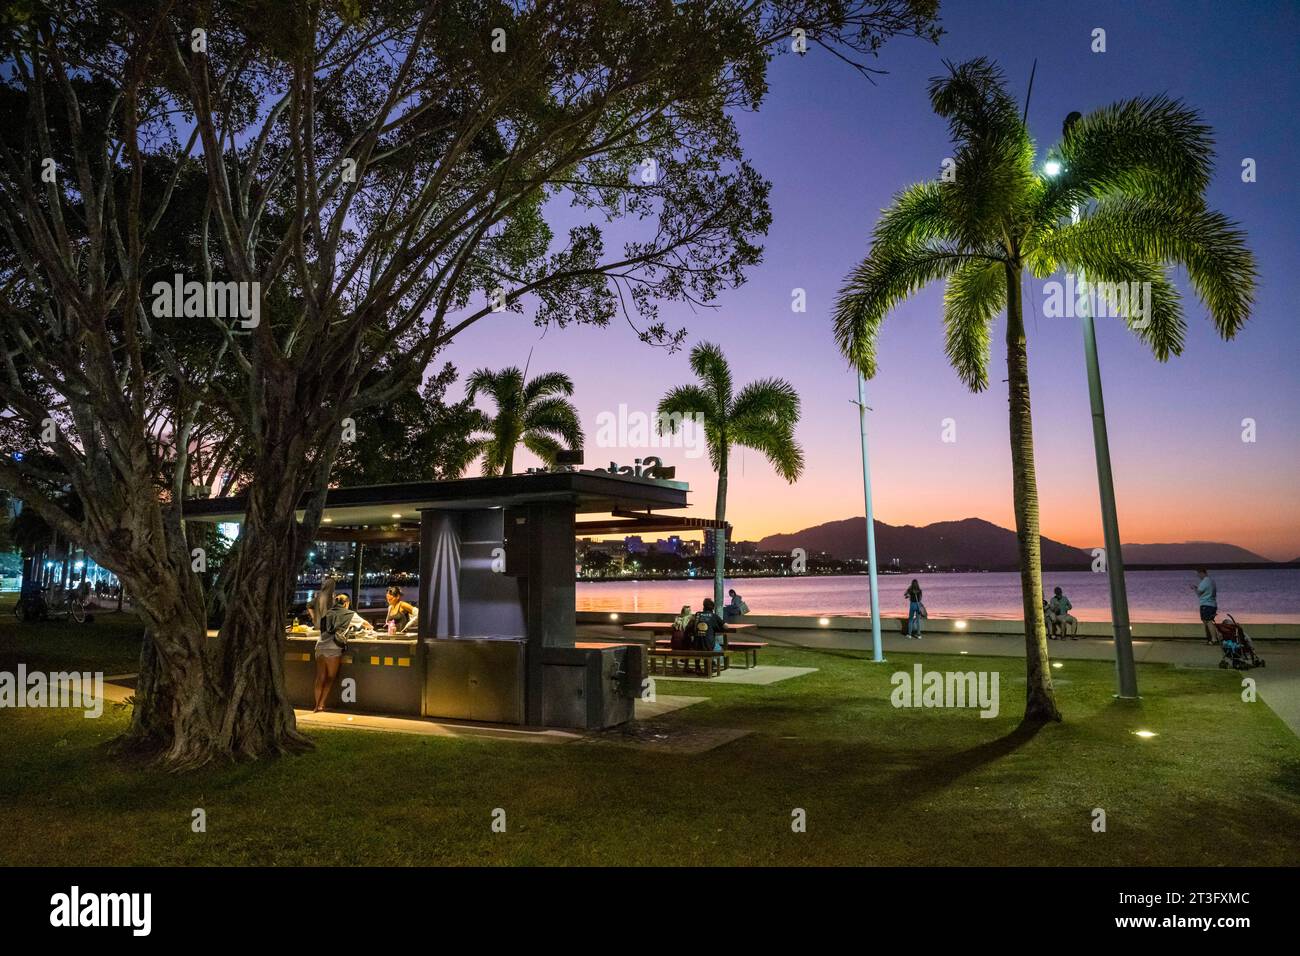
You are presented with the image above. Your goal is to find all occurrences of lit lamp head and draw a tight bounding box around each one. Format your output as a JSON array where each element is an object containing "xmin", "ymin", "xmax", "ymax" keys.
[{"xmin": 1043, "ymin": 160, "xmax": 1062, "ymax": 177}]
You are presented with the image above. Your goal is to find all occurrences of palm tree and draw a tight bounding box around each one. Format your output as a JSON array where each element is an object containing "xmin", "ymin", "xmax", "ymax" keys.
[
  {"xmin": 833, "ymin": 58, "xmax": 1255, "ymax": 722},
  {"xmin": 464, "ymin": 366, "xmax": 584, "ymax": 476},
  {"xmin": 659, "ymin": 342, "xmax": 804, "ymax": 610}
]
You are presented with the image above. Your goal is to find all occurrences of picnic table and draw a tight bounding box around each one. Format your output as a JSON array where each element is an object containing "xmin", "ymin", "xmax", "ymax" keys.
[
  {"xmin": 620, "ymin": 621, "xmax": 766, "ymax": 673},
  {"xmin": 621, "ymin": 621, "xmax": 759, "ymax": 636}
]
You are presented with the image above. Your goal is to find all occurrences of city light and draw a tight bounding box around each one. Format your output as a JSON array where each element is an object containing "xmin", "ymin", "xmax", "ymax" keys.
[{"xmin": 1133, "ymin": 730, "xmax": 1158, "ymax": 739}]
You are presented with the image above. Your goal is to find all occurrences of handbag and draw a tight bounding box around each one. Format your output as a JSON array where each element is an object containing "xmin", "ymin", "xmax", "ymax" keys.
[
  {"xmin": 321, "ymin": 609, "xmax": 354, "ymax": 650},
  {"xmin": 918, "ymin": 602, "xmax": 928, "ymax": 619}
]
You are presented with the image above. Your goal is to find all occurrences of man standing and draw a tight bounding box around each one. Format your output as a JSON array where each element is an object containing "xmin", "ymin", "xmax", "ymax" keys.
[{"xmin": 1191, "ymin": 568, "xmax": 1219, "ymax": 644}]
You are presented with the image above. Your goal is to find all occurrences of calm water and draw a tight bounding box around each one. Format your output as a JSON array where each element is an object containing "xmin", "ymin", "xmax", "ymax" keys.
[{"xmin": 575, "ymin": 570, "xmax": 1300, "ymax": 623}]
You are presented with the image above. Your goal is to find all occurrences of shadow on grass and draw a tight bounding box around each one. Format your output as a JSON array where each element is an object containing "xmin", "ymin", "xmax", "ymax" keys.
[{"xmin": 889, "ymin": 719, "xmax": 1046, "ymax": 807}]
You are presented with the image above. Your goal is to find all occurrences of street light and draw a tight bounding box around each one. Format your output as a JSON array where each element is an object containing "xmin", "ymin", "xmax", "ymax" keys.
[
  {"xmin": 1045, "ymin": 115, "xmax": 1138, "ymax": 699},
  {"xmin": 853, "ymin": 372, "xmax": 884, "ymax": 662}
]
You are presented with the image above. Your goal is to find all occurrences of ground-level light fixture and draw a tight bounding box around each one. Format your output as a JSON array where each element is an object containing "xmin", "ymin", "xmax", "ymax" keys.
[
  {"xmin": 1133, "ymin": 730, "xmax": 1158, "ymax": 739},
  {"xmin": 954, "ymin": 620, "xmax": 968, "ymax": 630},
  {"xmin": 609, "ymin": 613, "xmax": 619, "ymax": 621},
  {"xmin": 1052, "ymin": 662, "xmax": 1064, "ymax": 669},
  {"xmin": 391, "ymin": 512, "xmax": 402, "ymax": 519},
  {"xmin": 818, "ymin": 617, "xmax": 830, "ymax": 626}
]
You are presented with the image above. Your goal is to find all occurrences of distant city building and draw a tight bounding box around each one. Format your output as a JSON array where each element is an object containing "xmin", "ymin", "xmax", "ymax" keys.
[
  {"xmin": 654, "ymin": 535, "xmax": 683, "ymax": 555},
  {"xmin": 624, "ymin": 535, "xmax": 647, "ymax": 554}
]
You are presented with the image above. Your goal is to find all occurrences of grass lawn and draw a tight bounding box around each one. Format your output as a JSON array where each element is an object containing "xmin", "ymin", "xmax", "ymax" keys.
[{"xmin": 2, "ymin": 601, "xmax": 1297, "ymax": 866}]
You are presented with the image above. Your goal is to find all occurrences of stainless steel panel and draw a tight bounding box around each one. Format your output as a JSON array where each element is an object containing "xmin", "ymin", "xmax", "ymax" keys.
[
  {"xmin": 424, "ymin": 638, "xmax": 524, "ymax": 724},
  {"xmin": 541, "ymin": 664, "xmax": 588, "ymax": 729}
]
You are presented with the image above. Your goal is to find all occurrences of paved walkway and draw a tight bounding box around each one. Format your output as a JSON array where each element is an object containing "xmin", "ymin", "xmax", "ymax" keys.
[{"xmin": 580, "ymin": 623, "xmax": 1300, "ymax": 739}]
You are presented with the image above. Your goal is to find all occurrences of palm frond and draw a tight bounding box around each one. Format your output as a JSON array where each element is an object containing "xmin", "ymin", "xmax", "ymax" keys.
[
  {"xmin": 522, "ymin": 370, "xmax": 575, "ymax": 404},
  {"xmin": 1030, "ymin": 196, "xmax": 1255, "ymax": 338},
  {"xmin": 834, "ymin": 244, "xmax": 980, "ymax": 376},
  {"xmin": 524, "ymin": 396, "xmax": 583, "ymax": 448},
  {"xmin": 943, "ymin": 258, "xmax": 1004, "ymax": 390},
  {"xmin": 657, "ymin": 385, "xmax": 717, "ymax": 431},
  {"xmin": 1042, "ymin": 95, "xmax": 1214, "ymax": 221},
  {"xmin": 522, "ymin": 433, "xmax": 563, "ymax": 465},
  {"xmin": 687, "ymin": 342, "xmax": 733, "ymax": 414},
  {"xmin": 730, "ymin": 378, "xmax": 800, "ymax": 426},
  {"xmin": 731, "ymin": 418, "xmax": 804, "ymax": 483},
  {"xmin": 873, "ymin": 182, "xmax": 959, "ymax": 249},
  {"xmin": 1081, "ymin": 259, "xmax": 1186, "ymax": 360}
]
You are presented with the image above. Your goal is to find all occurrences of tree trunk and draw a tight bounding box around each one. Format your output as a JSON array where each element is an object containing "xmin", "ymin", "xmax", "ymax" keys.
[
  {"xmin": 215, "ymin": 485, "xmax": 313, "ymax": 760},
  {"xmin": 114, "ymin": 566, "xmax": 225, "ymax": 769},
  {"xmin": 713, "ymin": 453, "xmax": 728, "ymax": 611},
  {"xmin": 1004, "ymin": 264, "xmax": 1061, "ymax": 722}
]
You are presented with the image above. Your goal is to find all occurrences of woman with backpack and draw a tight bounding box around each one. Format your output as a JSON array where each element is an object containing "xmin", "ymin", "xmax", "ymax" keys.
[{"xmin": 905, "ymin": 579, "xmax": 924, "ymax": 639}]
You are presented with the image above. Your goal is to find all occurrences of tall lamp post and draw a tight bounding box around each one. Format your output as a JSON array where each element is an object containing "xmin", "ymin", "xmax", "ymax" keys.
[
  {"xmin": 1050, "ymin": 112, "xmax": 1138, "ymax": 698},
  {"xmin": 855, "ymin": 372, "xmax": 884, "ymax": 662}
]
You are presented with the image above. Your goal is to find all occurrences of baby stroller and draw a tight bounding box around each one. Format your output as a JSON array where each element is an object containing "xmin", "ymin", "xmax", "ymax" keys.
[{"xmin": 1216, "ymin": 614, "xmax": 1265, "ymax": 670}]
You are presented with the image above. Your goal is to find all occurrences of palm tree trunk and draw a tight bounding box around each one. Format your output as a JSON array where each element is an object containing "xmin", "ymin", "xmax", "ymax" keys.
[
  {"xmin": 1004, "ymin": 264, "xmax": 1061, "ymax": 722},
  {"xmin": 713, "ymin": 453, "xmax": 728, "ymax": 611}
]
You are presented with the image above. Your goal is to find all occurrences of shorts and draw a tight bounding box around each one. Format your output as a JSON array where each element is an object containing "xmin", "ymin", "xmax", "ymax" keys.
[
  {"xmin": 314, "ymin": 641, "xmax": 343, "ymax": 659},
  {"xmin": 1199, "ymin": 605, "xmax": 1218, "ymax": 623}
]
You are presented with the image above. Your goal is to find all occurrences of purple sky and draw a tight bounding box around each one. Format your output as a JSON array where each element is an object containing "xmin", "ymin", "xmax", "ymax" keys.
[{"xmin": 441, "ymin": 0, "xmax": 1300, "ymax": 560}]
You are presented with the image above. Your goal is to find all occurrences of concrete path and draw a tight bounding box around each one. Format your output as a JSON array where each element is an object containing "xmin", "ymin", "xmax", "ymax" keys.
[{"xmin": 581, "ymin": 623, "xmax": 1300, "ymax": 738}]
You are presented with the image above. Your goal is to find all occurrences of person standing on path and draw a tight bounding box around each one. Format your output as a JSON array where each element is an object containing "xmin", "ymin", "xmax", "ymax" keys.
[
  {"xmin": 904, "ymin": 579, "xmax": 924, "ymax": 639},
  {"xmin": 1191, "ymin": 568, "xmax": 1219, "ymax": 644}
]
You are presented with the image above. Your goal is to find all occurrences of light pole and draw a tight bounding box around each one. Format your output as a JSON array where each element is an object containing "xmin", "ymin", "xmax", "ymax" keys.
[
  {"xmin": 855, "ymin": 372, "xmax": 884, "ymax": 662},
  {"xmin": 1052, "ymin": 112, "xmax": 1138, "ymax": 698}
]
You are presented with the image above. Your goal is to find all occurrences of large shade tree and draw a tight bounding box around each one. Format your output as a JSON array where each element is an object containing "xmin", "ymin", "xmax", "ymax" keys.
[
  {"xmin": 464, "ymin": 367, "xmax": 583, "ymax": 476},
  {"xmin": 0, "ymin": 1, "xmax": 942, "ymax": 766},
  {"xmin": 833, "ymin": 58, "xmax": 1255, "ymax": 721},
  {"xmin": 659, "ymin": 341, "xmax": 803, "ymax": 609}
]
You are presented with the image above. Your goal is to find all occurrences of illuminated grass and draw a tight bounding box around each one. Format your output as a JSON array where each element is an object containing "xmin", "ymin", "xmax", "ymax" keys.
[{"xmin": 1, "ymin": 607, "xmax": 1296, "ymax": 866}]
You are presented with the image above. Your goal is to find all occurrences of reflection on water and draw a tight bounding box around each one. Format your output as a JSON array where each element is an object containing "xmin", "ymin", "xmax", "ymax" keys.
[
  {"xmin": 577, "ymin": 570, "xmax": 1300, "ymax": 623},
  {"xmin": 295, "ymin": 571, "xmax": 1300, "ymax": 622}
]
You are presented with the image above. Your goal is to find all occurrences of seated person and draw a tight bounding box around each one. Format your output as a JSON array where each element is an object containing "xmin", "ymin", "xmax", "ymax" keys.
[
  {"xmin": 1048, "ymin": 587, "xmax": 1077, "ymax": 639},
  {"xmin": 384, "ymin": 586, "xmax": 418, "ymax": 632},
  {"xmin": 692, "ymin": 597, "xmax": 728, "ymax": 653},
  {"xmin": 1042, "ymin": 600, "xmax": 1059, "ymax": 639},
  {"xmin": 724, "ymin": 588, "xmax": 747, "ymax": 622}
]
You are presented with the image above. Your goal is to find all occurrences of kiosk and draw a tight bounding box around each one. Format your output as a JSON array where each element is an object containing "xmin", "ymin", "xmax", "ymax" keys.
[{"xmin": 185, "ymin": 471, "xmax": 716, "ymax": 730}]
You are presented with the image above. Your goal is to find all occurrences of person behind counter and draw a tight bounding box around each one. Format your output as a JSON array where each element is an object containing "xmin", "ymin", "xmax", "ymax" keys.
[
  {"xmin": 313, "ymin": 593, "xmax": 372, "ymax": 712},
  {"xmin": 384, "ymin": 586, "xmax": 418, "ymax": 633}
]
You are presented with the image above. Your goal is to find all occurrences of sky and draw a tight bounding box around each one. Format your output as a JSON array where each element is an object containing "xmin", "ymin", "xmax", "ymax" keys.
[{"xmin": 440, "ymin": 0, "xmax": 1300, "ymax": 561}]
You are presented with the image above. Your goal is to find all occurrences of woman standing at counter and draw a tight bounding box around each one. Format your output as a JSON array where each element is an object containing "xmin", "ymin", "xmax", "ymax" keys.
[
  {"xmin": 308, "ymin": 577, "xmax": 336, "ymax": 628},
  {"xmin": 313, "ymin": 593, "xmax": 369, "ymax": 712},
  {"xmin": 384, "ymin": 586, "xmax": 418, "ymax": 632}
]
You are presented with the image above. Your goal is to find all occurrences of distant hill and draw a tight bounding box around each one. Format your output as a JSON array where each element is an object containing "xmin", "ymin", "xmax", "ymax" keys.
[
  {"xmin": 755, "ymin": 518, "xmax": 1274, "ymax": 571},
  {"xmin": 1119, "ymin": 542, "xmax": 1271, "ymax": 564},
  {"xmin": 756, "ymin": 517, "xmax": 1091, "ymax": 570}
]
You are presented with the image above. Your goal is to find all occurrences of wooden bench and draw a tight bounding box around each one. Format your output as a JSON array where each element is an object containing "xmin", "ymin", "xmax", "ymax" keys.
[
  {"xmin": 653, "ymin": 638, "xmax": 768, "ymax": 669},
  {"xmin": 624, "ymin": 621, "xmax": 758, "ymax": 636},
  {"xmin": 647, "ymin": 648, "xmax": 726, "ymax": 677}
]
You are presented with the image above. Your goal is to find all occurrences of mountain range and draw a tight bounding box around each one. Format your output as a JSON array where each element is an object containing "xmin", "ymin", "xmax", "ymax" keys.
[{"xmin": 754, "ymin": 517, "xmax": 1274, "ymax": 570}]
